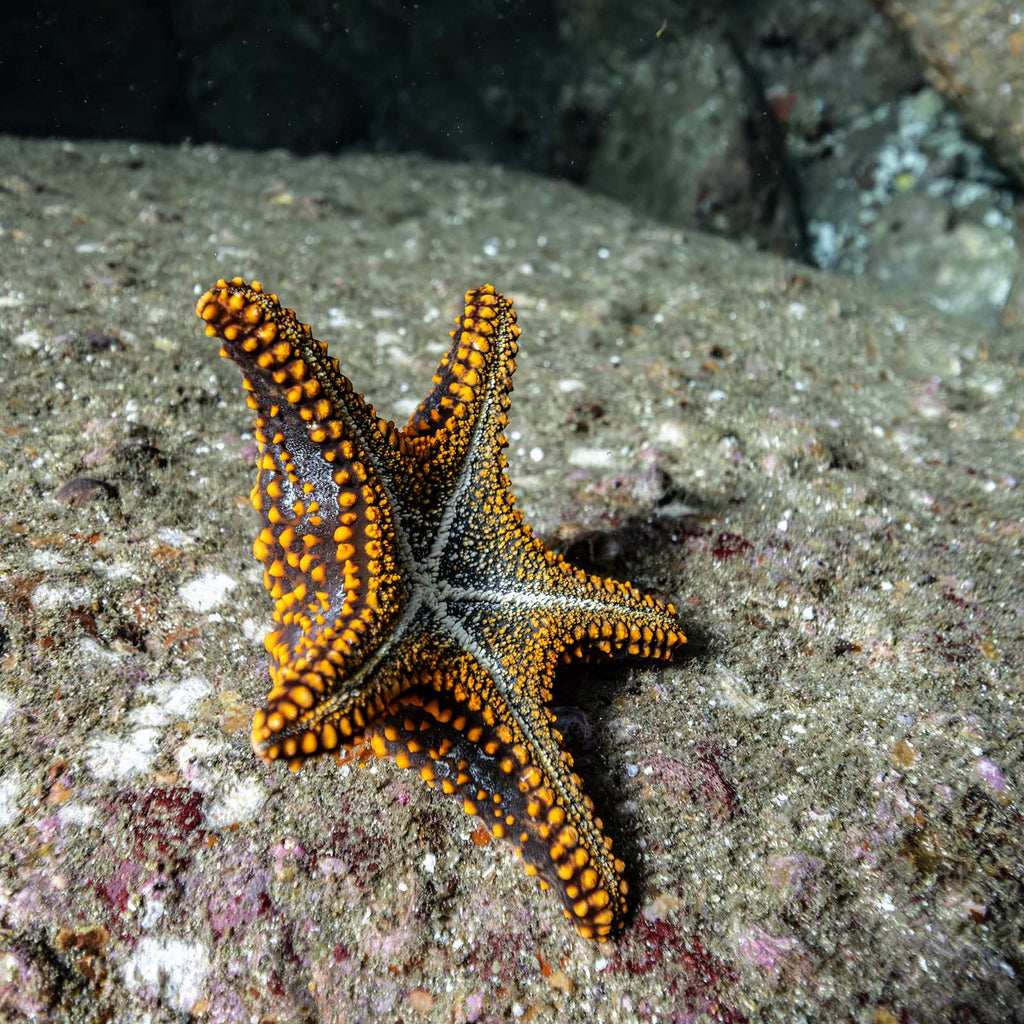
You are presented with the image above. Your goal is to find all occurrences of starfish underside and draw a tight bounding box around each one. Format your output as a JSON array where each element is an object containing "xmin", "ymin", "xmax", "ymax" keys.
[{"xmin": 196, "ymin": 277, "xmax": 685, "ymax": 939}]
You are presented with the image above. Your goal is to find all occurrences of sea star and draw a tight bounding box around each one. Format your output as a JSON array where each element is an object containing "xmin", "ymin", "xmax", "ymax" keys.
[{"xmin": 196, "ymin": 278, "xmax": 685, "ymax": 938}]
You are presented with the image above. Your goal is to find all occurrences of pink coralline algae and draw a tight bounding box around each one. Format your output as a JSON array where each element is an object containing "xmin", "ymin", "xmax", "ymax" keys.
[
  {"xmin": 610, "ymin": 918, "xmax": 747, "ymax": 1023},
  {"xmin": 973, "ymin": 758, "xmax": 1008, "ymax": 793},
  {"xmin": 735, "ymin": 926, "xmax": 801, "ymax": 975}
]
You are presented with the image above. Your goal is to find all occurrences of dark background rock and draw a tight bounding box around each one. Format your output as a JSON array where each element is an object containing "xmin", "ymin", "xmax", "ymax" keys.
[
  {"xmin": 2, "ymin": 0, "xmax": 1020, "ymax": 327},
  {"xmin": 0, "ymin": 131, "xmax": 1021, "ymax": 1024},
  {"xmin": 875, "ymin": 0, "xmax": 1024, "ymax": 185}
]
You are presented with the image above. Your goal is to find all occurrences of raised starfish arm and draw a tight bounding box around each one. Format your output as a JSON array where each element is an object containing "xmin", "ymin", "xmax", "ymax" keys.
[
  {"xmin": 197, "ymin": 279, "xmax": 408, "ymax": 767},
  {"xmin": 402, "ymin": 285, "xmax": 521, "ymax": 507}
]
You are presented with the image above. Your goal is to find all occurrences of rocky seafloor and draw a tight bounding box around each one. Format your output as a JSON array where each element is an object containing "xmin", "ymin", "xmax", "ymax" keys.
[{"xmin": 0, "ymin": 136, "xmax": 1020, "ymax": 1022}]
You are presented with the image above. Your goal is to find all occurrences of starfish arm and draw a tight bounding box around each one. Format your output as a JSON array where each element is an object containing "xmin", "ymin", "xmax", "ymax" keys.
[
  {"xmin": 198, "ymin": 279, "xmax": 409, "ymax": 474},
  {"xmin": 240, "ymin": 618, "xmax": 434, "ymax": 771},
  {"xmin": 401, "ymin": 285, "xmax": 520, "ymax": 503},
  {"xmin": 537, "ymin": 547, "xmax": 685, "ymax": 663},
  {"xmin": 442, "ymin": 481, "xmax": 685, "ymax": 663},
  {"xmin": 365, "ymin": 644, "xmax": 630, "ymax": 940},
  {"xmin": 462, "ymin": 585, "xmax": 684, "ymax": 692},
  {"xmin": 197, "ymin": 279, "xmax": 409, "ymax": 766}
]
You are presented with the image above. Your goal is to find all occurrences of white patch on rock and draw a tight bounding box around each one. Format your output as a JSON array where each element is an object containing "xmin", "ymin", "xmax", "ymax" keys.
[
  {"xmin": 0, "ymin": 775, "xmax": 22, "ymax": 828},
  {"xmin": 174, "ymin": 735, "xmax": 228, "ymax": 774},
  {"xmin": 122, "ymin": 935, "xmax": 209, "ymax": 1014},
  {"xmin": 655, "ymin": 419, "xmax": 689, "ymax": 448},
  {"xmin": 0, "ymin": 693, "xmax": 17, "ymax": 725},
  {"xmin": 204, "ymin": 775, "xmax": 267, "ymax": 829},
  {"xmin": 177, "ymin": 571, "xmax": 238, "ymax": 612},
  {"xmin": 567, "ymin": 446, "xmax": 616, "ymax": 468},
  {"xmin": 87, "ymin": 728, "xmax": 160, "ymax": 780},
  {"xmin": 155, "ymin": 526, "xmax": 194, "ymax": 547},
  {"xmin": 242, "ymin": 617, "xmax": 271, "ymax": 642},
  {"xmin": 14, "ymin": 328, "xmax": 42, "ymax": 348},
  {"xmin": 129, "ymin": 675, "xmax": 213, "ymax": 729},
  {"xmin": 163, "ymin": 675, "xmax": 212, "ymax": 716},
  {"xmin": 58, "ymin": 802, "xmax": 97, "ymax": 828},
  {"xmin": 32, "ymin": 581, "xmax": 93, "ymax": 610}
]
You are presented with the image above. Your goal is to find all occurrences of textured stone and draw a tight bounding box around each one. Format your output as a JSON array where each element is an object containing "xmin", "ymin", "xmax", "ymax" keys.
[{"xmin": 0, "ymin": 135, "xmax": 1020, "ymax": 1023}]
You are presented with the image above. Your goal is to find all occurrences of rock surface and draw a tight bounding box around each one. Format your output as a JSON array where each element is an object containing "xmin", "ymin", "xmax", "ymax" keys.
[
  {"xmin": 877, "ymin": 0, "xmax": 1024, "ymax": 185},
  {"xmin": 0, "ymin": 136, "xmax": 1021, "ymax": 1023}
]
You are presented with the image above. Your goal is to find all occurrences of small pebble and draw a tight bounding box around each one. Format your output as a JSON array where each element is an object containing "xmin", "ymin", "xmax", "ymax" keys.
[
  {"xmin": 54, "ymin": 477, "xmax": 117, "ymax": 505},
  {"xmin": 407, "ymin": 987, "xmax": 434, "ymax": 1011}
]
